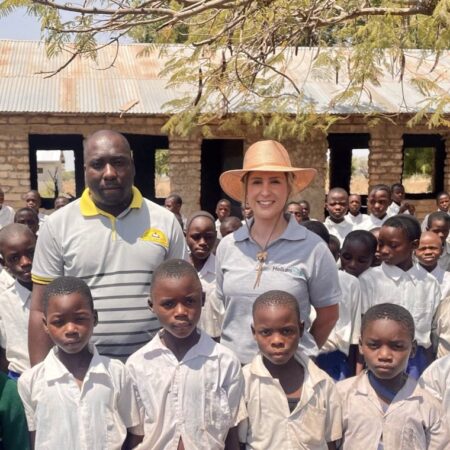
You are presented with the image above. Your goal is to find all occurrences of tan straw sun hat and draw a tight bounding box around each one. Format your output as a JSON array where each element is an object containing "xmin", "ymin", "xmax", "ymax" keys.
[{"xmin": 219, "ymin": 140, "xmax": 317, "ymax": 201}]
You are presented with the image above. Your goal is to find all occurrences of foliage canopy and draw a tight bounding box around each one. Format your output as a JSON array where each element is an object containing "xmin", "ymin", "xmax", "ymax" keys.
[{"xmin": 1, "ymin": 0, "xmax": 449, "ymax": 137}]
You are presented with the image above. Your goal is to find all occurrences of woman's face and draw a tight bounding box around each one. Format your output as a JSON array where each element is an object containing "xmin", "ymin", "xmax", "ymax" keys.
[{"xmin": 246, "ymin": 171, "xmax": 289, "ymax": 221}]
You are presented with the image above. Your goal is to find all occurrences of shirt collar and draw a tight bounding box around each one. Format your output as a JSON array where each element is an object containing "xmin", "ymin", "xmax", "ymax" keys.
[
  {"xmin": 354, "ymin": 371, "xmax": 421, "ymax": 411},
  {"xmin": 199, "ymin": 254, "xmax": 216, "ymax": 277},
  {"xmin": 44, "ymin": 344, "xmax": 107, "ymax": 382},
  {"xmin": 144, "ymin": 329, "xmax": 216, "ymax": 363},
  {"xmin": 234, "ymin": 214, "xmax": 307, "ymax": 243},
  {"xmin": 13, "ymin": 280, "xmax": 31, "ymax": 305},
  {"xmin": 380, "ymin": 262, "xmax": 423, "ymax": 284},
  {"xmin": 79, "ymin": 186, "xmax": 143, "ymax": 218}
]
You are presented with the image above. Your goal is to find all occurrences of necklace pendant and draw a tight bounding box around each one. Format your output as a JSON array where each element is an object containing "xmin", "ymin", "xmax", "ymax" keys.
[{"xmin": 256, "ymin": 251, "xmax": 267, "ymax": 263}]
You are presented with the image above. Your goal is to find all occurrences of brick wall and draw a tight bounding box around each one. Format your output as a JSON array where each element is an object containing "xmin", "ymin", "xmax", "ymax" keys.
[{"xmin": 0, "ymin": 113, "xmax": 447, "ymax": 223}]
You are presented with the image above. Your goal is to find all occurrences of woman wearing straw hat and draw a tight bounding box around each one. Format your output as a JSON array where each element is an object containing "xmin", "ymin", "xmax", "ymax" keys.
[{"xmin": 216, "ymin": 140, "xmax": 341, "ymax": 364}]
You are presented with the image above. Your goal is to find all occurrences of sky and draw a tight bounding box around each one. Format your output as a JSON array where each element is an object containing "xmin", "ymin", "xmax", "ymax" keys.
[{"xmin": 0, "ymin": 9, "xmax": 42, "ymax": 40}]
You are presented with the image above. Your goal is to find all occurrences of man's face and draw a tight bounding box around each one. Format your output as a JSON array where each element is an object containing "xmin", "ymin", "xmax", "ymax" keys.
[
  {"xmin": 84, "ymin": 133, "xmax": 135, "ymax": 214},
  {"xmin": 287, "ymin": 203, "xmax": 302, "ymax": 223}
]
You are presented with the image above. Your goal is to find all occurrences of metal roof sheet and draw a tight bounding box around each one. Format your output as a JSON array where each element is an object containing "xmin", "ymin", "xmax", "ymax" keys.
[{"xmin": 0, "ymin": 40, "xmax": 448, "ymax": 115}]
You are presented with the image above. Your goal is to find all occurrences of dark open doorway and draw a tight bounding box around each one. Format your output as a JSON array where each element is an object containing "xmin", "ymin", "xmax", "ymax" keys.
[
  {"xmin": 123, "ymin": 134, "xmax": 169, "ymax": 205},
  {"xmin": 29, "ymin": 134, "xmax": 84, "ymax": 210},
  {"xmin": 201, "ymin": 139, "xmax": 244, "ymax": 217}
]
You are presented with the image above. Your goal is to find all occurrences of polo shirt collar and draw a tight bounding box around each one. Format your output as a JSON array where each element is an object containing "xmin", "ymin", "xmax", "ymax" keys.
[
  {"xmin": 381, "ymin": 262, "xmax": 422, "ymax": 284},
  {"xmin": 79, "ymin": 186, "xmax": 143, "ymax": 217},
  {"xmin": 234, "ymin": 214, "xmax": 307, "ymax": 243},
  {"xmin": 44, "ymin": 344, "xmax": 107, "ymax": 382},
  {"xmin": 145, "ymin": 329, "xmax": 216, "ymax": 363}
]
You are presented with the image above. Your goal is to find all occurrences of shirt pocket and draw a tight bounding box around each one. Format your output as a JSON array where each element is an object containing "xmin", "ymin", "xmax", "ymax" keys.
[{"xmin": 291, "ymin": 405, "xmax": 329, "ymax": 449}]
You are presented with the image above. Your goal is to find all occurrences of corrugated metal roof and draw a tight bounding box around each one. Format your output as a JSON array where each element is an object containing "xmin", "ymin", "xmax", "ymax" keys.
[{"xmin": 0, "ymin": 40, "xmax": 448, "ymax": 115}]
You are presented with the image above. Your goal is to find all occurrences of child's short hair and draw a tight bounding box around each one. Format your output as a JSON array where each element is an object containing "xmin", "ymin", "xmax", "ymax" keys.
[
  {"xmin": 253, "ymin": 290, "xmax": 300, "ymax": 322},
  {"xmin": 390, "ymin": 183, "xmax": 404, "ymax": 192},
  {"xmin": 286, "ymin": 201, "xmax": 299, "ymax": 208},
  {"xmin": 343, "ymin": 230, "xmax": 377, "ymax": 254},
  {"xmin": 14, "ymin": 207, "xmax": 39, "ymax": 222},
  {"xmin": 329, "ymin": 235, "xmax": 341, "ymax": 250},
  {"xmin": 221, "ymin": 216, "xmax": 241, "ymax": 229},
  {"xmin": 186, "ymin": 210, "xmax": 215, "ymax": 231},
  {"xmin": 166, "ymin": 193, "xmax": 183, "ymax": 206},
  {"xmin": 361, "ymin": 303, "xmax": 415, "ymax": 340},
  {"xmin": 436, "ymin": 191, "xmax": 450, "ymax": 202},
  {"xmin": 383, "ymin": 214, "xmax": 421, "ymax": 242},
  {"xmin": 301, "ymin": 220, "xmax": 330, "ymax": 244},
  {"xmin": 43, "ymin": 276, "xmax": 94, "ymax": 314},
  {"xmin": 369, "ymin": 184, "xmax": 391, "ymax": 197},
  {"xmin": 427, "ymin": 211, "xmax": 450, "ymax": 228},
  {"xmin": 0, "ymin": 223, "xmax": 35, "ymax": 256},
  {"xmin": 151, "ymin": 259, "xmax": 201, "ymax": 294},
  {"xmin": 216, "ymin": 198, "xmax": 231, "ymax": 208}
]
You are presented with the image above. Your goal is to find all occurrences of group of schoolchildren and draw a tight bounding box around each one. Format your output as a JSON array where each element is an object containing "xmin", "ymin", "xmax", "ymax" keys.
[{"xmin": 1, "ymin": 184, "xmax": 450, "ymax": 449}]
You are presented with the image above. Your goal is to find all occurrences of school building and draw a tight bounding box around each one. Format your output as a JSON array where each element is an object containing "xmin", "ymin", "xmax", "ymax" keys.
[{"xmin": 0, "ymin": 40, "xmax": 449, "ymax": 219}]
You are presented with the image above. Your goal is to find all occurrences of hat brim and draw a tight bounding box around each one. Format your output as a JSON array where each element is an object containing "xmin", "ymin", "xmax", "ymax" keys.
[{"xmin": 219, "ymin": 166, "xmax": 317, "ymax": 202}]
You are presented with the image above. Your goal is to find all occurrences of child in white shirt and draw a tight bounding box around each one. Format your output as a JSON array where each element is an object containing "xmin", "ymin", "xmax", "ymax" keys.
[
  {"xmin": 337, "ymin": 303, "xmax": 449, "ymax": 449},
  {"xmin": 186, "ymin": 211, "xmax": 224, "ymax": 338},
  {"xmin": 0, "ymin": 223, "xmax": 36, "ymax": 379},
  {"xmin": 126, "ymin": 259, "xmax": 245, "ymax": 450},
  {"xmin": 359, "ymin": 215, "xmax": 441, "ymax": 379},
  {"xmin": 18, "ymin": 276, "xmax": 143, "ymax": 450},
  {"xmin": 238, "ymin": 290, "xmax": 342, "ymax": 449}
]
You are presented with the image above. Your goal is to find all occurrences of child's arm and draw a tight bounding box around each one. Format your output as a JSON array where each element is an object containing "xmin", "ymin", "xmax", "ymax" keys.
[
  {"xmin": 225, "ymin": 426, "xmax": 240, "ymax": 450},
  {"xmin": 0, "ymin": 347, "xmax": 8, "ymax": 373},
  {"xmin": 122, "ymin": 431, "xmax": 143, "ymax": 450}
]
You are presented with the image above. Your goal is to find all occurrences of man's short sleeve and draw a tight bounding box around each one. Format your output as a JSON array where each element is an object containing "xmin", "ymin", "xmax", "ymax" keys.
[
  {"xmin": 31, "ymin": 219, "xmax": 64, "ymax": 284},
  {"xmin": 167, "ymin": 216, "xmax": 188, "ymax": 261}
]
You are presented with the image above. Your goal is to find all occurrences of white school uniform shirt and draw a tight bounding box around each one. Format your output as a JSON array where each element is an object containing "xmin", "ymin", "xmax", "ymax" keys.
[
  {"xmin": 0, "ymin": 280, "xmax": 31, "ymax": 373},
  {"xmin": 0, "ymin": 267, "xmax": 14, "ymax": 293},
  {"xmin": 337, "ymin": 371, "xmax": 449, "ymax": 450},
  {"xmin": 430, "ymin": 265, "xmax": 450, "ymax": 300},
  {"xmin": 344, "ymin": 212, "xmax": 368, "ymax": 226},
  {"xmin": 359, "ymin": 263, "xmax": 441, "ymax": 348},
  {"xmin": 215, "ymin": 219, "xmax": 223, "ymax": 239},
  {"xmin": 238, "ymin": 352, "xmax": 342, "ymax": 449},
  {"xmin": 387, "ymin": 202, "xmax": 412, "ymax": 217},
  {"xmin": 355, "ymin": 213, "xmax": 388, "ymax": 231},
  {"xmin": 18, "ymin": 345, "xmax": 143, "ymax": 450},
  {"xmin": 0, "ymin": 204, "xmax": 14, "ymax": 229},
  {"xmin": 438, "ymin": 241, "xmax": 450, "ymax": 271},
  {"xmin": 197, "ymin": 254, "xmax": 224, "ymax": 338},
  {"xmin": 319, "ymin": 271, "xmax": 361, "ymax": 356},
  {"xmin": 323, "ymin": 217, "xmax": 353, "ymax": 246},
  {"xmin": 126, "ymin": 329, "xmax": 246, "ymax": 450},
  {"xmin": 420, "ymin": 355, "xmax": 450, "ymax": 429},
  {"xmin": 431, "ymin": 295, "xmax": 450, "ymax": 358}
]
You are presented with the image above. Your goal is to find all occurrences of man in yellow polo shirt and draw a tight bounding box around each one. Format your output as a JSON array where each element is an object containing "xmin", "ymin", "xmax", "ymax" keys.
[{"xmin": 29, "ymin": 130, "xmax": 187, "ymax": 364}]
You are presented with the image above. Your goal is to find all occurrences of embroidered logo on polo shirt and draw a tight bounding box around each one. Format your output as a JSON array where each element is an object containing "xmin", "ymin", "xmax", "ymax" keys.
[
  {"xmin": 270, "ymin": 264, "xmax": 306, "ymax": 280},
  {"xmin": 140, "ymin": 228, "xmax": 169, "ymax": 248}
]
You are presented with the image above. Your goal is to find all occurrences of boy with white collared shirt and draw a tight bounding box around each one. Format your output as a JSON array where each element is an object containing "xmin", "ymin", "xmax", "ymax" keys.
[
  {"xmin": 126, "ymin": 259, "xmax": 245, "ymax": 450},
  {"xmin": 0, "ymin": 224, "xmax": 36, "ymax": 379},
  {"xmin": 345, "ymin": 194, "xmax": 368, "ymax": 227},
  {"xmin": 338, "ymin": 303, "xmax": 449, "ymax": 449},
  {"xmin": 238, "ymin": 290, "xmax": 342, "ymax": 449},
  {"xmin": 18, "ymin": 277, "xmax": 143, "ymax": 450},
  {"xmin": 359, "ymin": 216, "xmax": 441, "ymax": 379},
  {"xmin": 356, "ymin": 185, "xmax": 391, "ymax": 231},
  {"xmin": 324, "ymin": 188, "xmax": 353, "ymax": 246}
]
